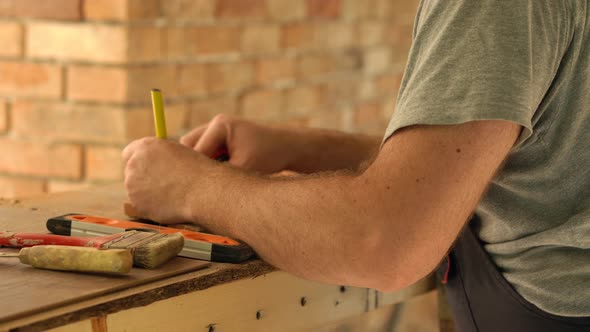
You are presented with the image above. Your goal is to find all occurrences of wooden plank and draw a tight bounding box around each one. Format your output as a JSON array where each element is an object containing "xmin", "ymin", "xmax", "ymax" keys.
[
  {"xmin": 107, "ymin": 271, "xmax": 369, "ymax": 332},
  {"xmin": 0, "ymin": 249, "xmax": 209, "ymax": 324},
  {"xmin": 315, "ymin": 305, "xmax": 400, "ymax": 332},
  {"xmin": 46, "ymin": 319, "xmax": 92, "ymax": 332},
  {"xmin": 0, "ymin": 184, "xmax": 130, "ymax": 234},
  {"xmin": 91, "ymin": 317, "xmax": 107, "ymax": 332},
  {"xmin": 2, "ymin": 261, "xmax": 273, "ymax": 331}
]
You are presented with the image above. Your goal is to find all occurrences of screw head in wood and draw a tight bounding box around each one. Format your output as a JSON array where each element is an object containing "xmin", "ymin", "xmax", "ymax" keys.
[{"xmin": 300, "ymin": 297, "xmax": 307, "ymax": 307}]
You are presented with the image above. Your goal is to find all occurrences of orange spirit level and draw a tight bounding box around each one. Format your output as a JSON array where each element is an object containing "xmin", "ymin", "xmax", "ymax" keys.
[{"xmin": 46, "ymin": 214, "xmax": 254, "ymax": 263}]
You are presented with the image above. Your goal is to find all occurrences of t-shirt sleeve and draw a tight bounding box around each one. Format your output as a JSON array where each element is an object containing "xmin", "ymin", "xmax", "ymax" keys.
[{"xmin": 383, "ymin": 0, "xmax": 570, "ymax": 145}]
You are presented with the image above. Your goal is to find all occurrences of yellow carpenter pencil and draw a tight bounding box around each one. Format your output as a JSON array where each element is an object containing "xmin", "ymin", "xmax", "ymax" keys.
[{"xmin": 151, "ymin": 89, "xmax": 168, "ymax": 139}]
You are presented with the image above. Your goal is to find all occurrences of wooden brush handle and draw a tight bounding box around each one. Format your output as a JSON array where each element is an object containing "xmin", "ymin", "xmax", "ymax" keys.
[
  {"xmin": 18, "ymin": 246, "xmax": 133, "ymax": 274},
  {"xmin": 0, "ymin": 231, "xmax": 122, "ymax": 248}
]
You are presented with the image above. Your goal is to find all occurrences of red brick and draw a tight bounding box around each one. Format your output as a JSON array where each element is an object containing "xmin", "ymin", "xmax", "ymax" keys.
[
  {"xmin": 297, "ymin": 52, "xmax": 359, "ymax": 79},
  {"xmin": 0, "ymin": 0, "xmax": 81, "ymax": 20},
  {"xmin": 67, "ymin": 66, "xmax": 128, "ymax": 102},
  {"xmin": 389, "ymin": 0, "xmax": 420, "ymax": 22},
  {"xmin": 164, "ymin": 27, "xmax": 187, "ymax": 58},
  {"xmin": 282, "ymin": 21, "xmax": 355, "ymax": 50},
  {"xmin": 389, "ymin": 23, "xmax": 414, "ymax": 57},
  {"xmin": 177, "ymin": 64, "xmax": 207, "ymax": 97},
  {"xmin": 206, "ymin": 62, "xmax": 254, "ymax": 94},
  {"xmin": 383, "ymin": 97, "xmax": 397, "ymax": 118},
  {"xmin": 11, "ymin": 101, "xmax": 128, "ymax": 143},
  {"xmin": 356, "ymin": 0, "xmax": 384, "ymax": 20},
  {"xmin": 125, "ymin": 108, "xmax": 154, "ymax": 140},
  {"xmin": 372, "ymin": 0, "xmax": 393, "ymax": 19},
  {"xmin": 216, "ymin": 0, "xmax": 267, "ymax": 19},
  {"xmin": 27, "ymin": 22, "xmax": 126, "ymax": 63},
  {"xmin": 0, "ymin": 0, "xmax": 12, "ymax": 16},
  {"xmin": 357, "ymin": 122, "xmax": 387, "ymax": 136},
  {"xmin": 341, "ymin": 0, "xmax": 366, "ymax": 20},
  {"xmin": 268, "ymin": 0, "xmax": 305, "ymax": 21},
  {"xmin": 169, "ymin": 26, "xmax": 243, "ymax": 58},
  {"xmin": 240, "ymin": 89, "xmax": 283, "ymax": 121},
  {"xmin": 309, "ymin": 109, "xmax": 346, "ymax": 130},
  {"xmin": 357, "ymin": 22, "xmax": 386, "ymax": 47},
  {"xmin": 319, "ymin": 79, "xmax": 358, "ymax": 108},
  {"xmin": 255, "ymin": 57, "xmax": 296, "ymax": 85},
  {"xmin": 307, "ymin": 0, "xmax": 341, "ymax": 19},
  {"xmin": 0, "ymin": 101, "xmax": 7, "ymax": 133},
  {"xmin": 0, "ymin": 138, "xmax": 82, "ymax": 179},
  {"xmin": 318, "ymin": 22, "xmax": 355, "ymax": 49},
  {"xmin": 0, "ymin": 62, "xmax": 62, "ymax": 98},
  {"xmin": 284, "ymin": 86, "xmax": 320, "ymax": 116},
  {"xmin": 164, "ymin": 104, "xmax": 189, "ymax": 138},
  {"xmin": 161, "ymin": 0, "xmax": 215, "ymax": 20},
  {"xmin": 358, "ymin": 79, "xmax": 376, "ymax": 100},
  {"xmin": 375, "ymin": 72, "xmax": 403, "ymax": 97},
  {"xmin": 127, "ymin": 66, "xmax": 177, "ymax": 101},
  {"xmin": 85, "ymin": 145, "xmax": 124, "ymax": 181},
  {"xmin": 0, "ymin": 176, "xmax": 46, "ymax": 199},
  {"xmin": 297, "ymin": 54, "xmax": 331, "ymax": 79},
  {"xmin": 84, "ymin": 0, "xmax": 125, "ymax": 20},
  {"xmin": 364, "ymin": 48, "xmax": 392, "ymax": 75},
  {"xmin": 69, "ymin": 64, "xmax": 177, "ymax": 105},
  {"xmin": 186, "ymin": 26, "xmax": 241, "ymax": 55},
  {"xmin": 241, "ymin": 24, "xmax": 280, "ymax": 54},
  {"xmin": 51, "ymin": 144, "xmax": 84, "ymax": 179},
  {"xmin": 84, "ymin": 0, "xmax": 159, "ymax": 20},
  {"xmin": 282, "ymin": 23, "xmax": 316, "ymax": 50},
  {"xmin": 0, "ymin": 22, "xmax": 22, "ymax": 57},
  {"xmin": 189, "ymin": 98, "xmax": 237, "ymax": 127},
  {"xmin": 47, "ymin": 180, "xmax": 91, "ymax": 194},
  {"xmin": 354, "ymin": 102, "xmax": 383, "ymax": 126},
  {"xmin": 128, "ymin": 26, "xmax": 164, "ymax": 62},
  {"xmin": 283, "ymin": 118, "xmax": 313, "ymax": 129}
]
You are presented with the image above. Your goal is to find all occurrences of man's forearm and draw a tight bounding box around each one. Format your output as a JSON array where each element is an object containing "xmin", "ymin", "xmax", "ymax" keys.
[
  {"xmin": 282, "ymin": 127, "xmax": 381, "ymax": 173},
  {"xmin": 187, "ymin": 166, "xmax": 420, "ymax": 291}
]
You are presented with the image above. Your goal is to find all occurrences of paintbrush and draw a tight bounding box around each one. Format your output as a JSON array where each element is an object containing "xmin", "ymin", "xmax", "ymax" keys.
[
  {"xmin": 0, "ymin": 230, "xmax": 184, "ymax": 269},
  {"xmin": 0, "ymin": 245, "xmax": 133, "ymax": 274}
]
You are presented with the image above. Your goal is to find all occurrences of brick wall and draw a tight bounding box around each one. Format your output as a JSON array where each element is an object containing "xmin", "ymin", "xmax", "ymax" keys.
[{"xmin": 0, "ymin": 0, "xmax": 419, "ymax": 198}]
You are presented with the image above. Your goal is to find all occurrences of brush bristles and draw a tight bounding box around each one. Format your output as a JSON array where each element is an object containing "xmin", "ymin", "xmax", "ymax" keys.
[{"xmin": 133, "ymin": 233, "xmax": 184, "ymax": 269}]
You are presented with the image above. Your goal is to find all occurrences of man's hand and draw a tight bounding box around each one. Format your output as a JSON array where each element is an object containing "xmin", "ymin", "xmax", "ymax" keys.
[
  {"xmin": 122, "ymin": 137, "xmax": 214, "ymax": 223},
  {"xmin": 181, "ymin": 114, "xmax": 381, "ymax": 174},
  {"xmin": 180, "ymin": 114, "xmax": 292, "ymax": 174}
]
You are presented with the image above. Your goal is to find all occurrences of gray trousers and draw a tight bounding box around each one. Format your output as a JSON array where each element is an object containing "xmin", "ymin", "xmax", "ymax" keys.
[{"xmin": 437, "ymin": 226, "xmax": 590, "ymax": 332}]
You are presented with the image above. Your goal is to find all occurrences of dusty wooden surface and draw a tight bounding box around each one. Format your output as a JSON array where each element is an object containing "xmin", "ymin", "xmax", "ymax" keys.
[
  {"xmin": 0, "ymin": 185, "xmax": 438, "ymax": 332},
  {"xmin": 0, "ymin": 254, "xmax": 209, "ymax": 323},
  {"xmin": 0, "ymin": 185, "xmax": 274, "ymax": 331}
]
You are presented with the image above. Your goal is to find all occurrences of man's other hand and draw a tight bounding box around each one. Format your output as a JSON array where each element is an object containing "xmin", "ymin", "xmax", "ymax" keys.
[{"xmin": 180, "ymin": 114, "xmax": 293, "ymax": 174}]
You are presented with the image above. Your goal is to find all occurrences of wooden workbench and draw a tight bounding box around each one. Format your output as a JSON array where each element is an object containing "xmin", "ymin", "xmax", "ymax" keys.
[{"xmin": 0, "ymin": 185, "xmax": 434, "ymax": 332}]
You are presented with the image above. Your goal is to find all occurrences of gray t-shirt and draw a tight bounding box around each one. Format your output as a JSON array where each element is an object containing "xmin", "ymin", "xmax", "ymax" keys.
[{"xmin": 383, "ymin": 0, "xmax": 590, "ymax": 317}]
